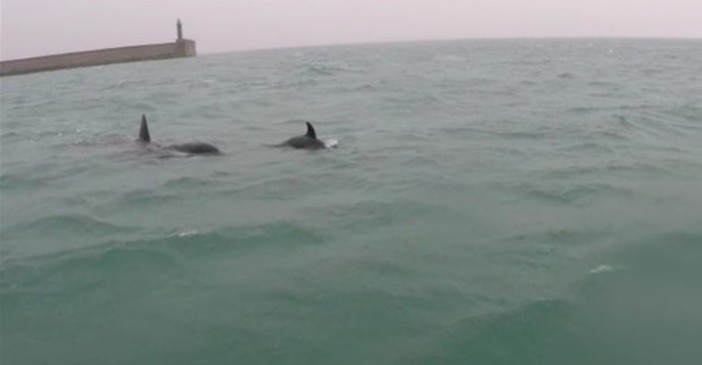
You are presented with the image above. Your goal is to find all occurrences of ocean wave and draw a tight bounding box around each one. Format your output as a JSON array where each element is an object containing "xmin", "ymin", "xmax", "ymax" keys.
[
  {"xmin": 0, "ymin": 171, "xmax": 52, "ymax": 190},
  {"xmin": 588, "ymin": 264, "xmax": 626, "ymax": 274},
  {"xmin": 410, "ymin": 233, "xmax": 702, "ymax": 365},
  {"xmin": 0, "ymin": 220, "xmax": 330, "ymax": 319},
  {"xmin": 0, "ymin": 213, "xmax": 138, "ymax": 262},
  {"xmin": 1, "ymin": 220, "xmax": 327, "ymax": 274},
  {"xmin": 312, "ymin": 199, "xmax": 437, "ymax": 234},
  {"xmin": 332, "ymin": 83, "xmax": 381, "ymax": 93},
  {"xmin": 583, "ymin": 232, "xmax": 702, "ymax": 283},
  {"xmin": 162, "ymin": 176, "xmax": 219, "ymax": 189},
  {"xmin": 3, "ymin": 214, "xmax": 134, "ymax": 240},
  {"xmin": 488, "ymin": 229, "xmax": 609, "ymax": 273},
  {"xmin": 109, "ymin": 188, "xmax": 180, "ymax": 208},
  {"xmin": 406, "ymin": 299, "xmax": 578, "ymax": 365},
  {"xmin": 100, "ymin": 78, "xmax": 147, "ymax": 91},
  {"xmin": 614, "ymin": 112, "xmax": 698, "ymax": 139},
  {"xmin": 468, "ymin": 127, "xmax": 545, "ymax": 140},
  {"xmin": 558, "ymin": 141, "xmax": 616, "ymax": 153},
  {"xmin": 533, "ymin": 161, "xmax": 671, "ymax": 180},
  {"xmin": 302, "ymin": 62, "xmax": 357, "ymax": 76},
  {"xmin": 508, "ymin": 181, "xmax": 637, "ymax": 205}
]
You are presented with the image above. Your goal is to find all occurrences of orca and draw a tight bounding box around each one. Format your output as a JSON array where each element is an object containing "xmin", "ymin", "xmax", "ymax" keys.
[
  {"xmin": 137, "ymin": 114, "xmax": 221, "ymax": 155},
  {"xmin": 275, "ymin": 122, "xmax": 327, "ymax": 150}
]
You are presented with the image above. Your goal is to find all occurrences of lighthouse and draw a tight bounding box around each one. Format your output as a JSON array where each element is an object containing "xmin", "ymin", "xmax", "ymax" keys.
[{"xmin": 177, "ymin": 19, "xmax": 183, "ymax": 41}]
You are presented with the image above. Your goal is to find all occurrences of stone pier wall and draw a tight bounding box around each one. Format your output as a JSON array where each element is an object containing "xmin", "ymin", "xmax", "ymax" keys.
[{"xmin": 0, "ymin": 39, "xmax": 197, "ymax": 77}]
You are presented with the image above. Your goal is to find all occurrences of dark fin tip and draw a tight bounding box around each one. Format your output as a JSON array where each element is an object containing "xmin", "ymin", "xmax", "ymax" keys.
[
  {"xmin": 139, "ymin": 114, "xmax": 151, "ymax": 142},
  {"xmin": 305, "ymin": 122, "xmax": 316, "ymax": 139}
]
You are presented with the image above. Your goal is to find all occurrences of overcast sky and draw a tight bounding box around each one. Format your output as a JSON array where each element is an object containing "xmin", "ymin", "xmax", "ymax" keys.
[{"xmin": 1, "ymin": 0, "xmax": 701, "ymax": 60}]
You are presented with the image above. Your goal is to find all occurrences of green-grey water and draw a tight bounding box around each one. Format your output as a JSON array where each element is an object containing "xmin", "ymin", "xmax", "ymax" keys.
[{"xmin": 2, "ymin": 39, "xmax": 702, "ymax": 364}]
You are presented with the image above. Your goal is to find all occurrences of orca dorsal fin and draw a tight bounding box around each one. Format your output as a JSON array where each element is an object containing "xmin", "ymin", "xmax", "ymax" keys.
[
  {"xmin": 305, "ymin": 122, "xmax": 317, "ymax": 139},
  {"xmin": 139, "ymin": 114, "xmax": 151, "ymax": 142}
]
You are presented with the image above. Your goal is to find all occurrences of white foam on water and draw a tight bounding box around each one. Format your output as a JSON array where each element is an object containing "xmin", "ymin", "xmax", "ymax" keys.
[
  {"xmin": 324, "ymin": 138, "xmax": 339, "ymax": 148},
  {"xmin": 178, "ymin": 230, "xmax": 199, "ymax": 237},
  {"xmin": 589, "ymin": 264, "xmax": 626, "ymax": 274}
]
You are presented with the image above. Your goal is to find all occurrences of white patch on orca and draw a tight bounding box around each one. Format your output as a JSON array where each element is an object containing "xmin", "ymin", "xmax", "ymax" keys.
[{"xmin": 323, "ymin": 138, "xmax": 339, "ymax": 148}]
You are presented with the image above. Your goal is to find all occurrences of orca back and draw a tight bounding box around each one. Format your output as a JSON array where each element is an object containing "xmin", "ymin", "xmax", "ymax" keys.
[{"xmin": 169, "ymin": 143, "xmax": 221, "ymax": 155}]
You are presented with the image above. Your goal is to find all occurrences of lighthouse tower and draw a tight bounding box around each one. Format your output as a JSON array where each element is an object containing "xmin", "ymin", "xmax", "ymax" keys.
[{"xmin": 177, "ymin": 19, "xmax": 183, "ymax": 41}]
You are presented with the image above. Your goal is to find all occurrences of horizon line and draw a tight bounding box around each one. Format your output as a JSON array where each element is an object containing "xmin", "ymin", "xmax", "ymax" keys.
[
  {"xmin": 2, "ymin": 35, "xmax": 700, "ymax": 62},
  {"xmin": 204, "ymin": 35, "xmax": 702, "ymax": 56}
]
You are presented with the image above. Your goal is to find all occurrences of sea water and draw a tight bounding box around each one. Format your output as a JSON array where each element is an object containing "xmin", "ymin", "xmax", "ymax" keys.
[{"xmin": 2, "ymin": 39, "xmax": 702, "ymax": 364}]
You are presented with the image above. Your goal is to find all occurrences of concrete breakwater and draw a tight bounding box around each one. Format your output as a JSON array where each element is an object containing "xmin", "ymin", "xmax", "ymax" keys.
[
  {"xmin": 0, "ymin": 39, "xmax": 196, "ymax": 77},
  {"xmin": 1, "ymin": 20, "xmax": 196, "ymax": 77}
]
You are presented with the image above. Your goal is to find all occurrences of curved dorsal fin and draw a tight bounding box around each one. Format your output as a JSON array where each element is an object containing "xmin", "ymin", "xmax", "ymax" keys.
[
  {"xmin": 139, "ymin": 114, "xmax": 151, "ymax": 142},
  {"xmin": 305, "ymin": 122, "xmax": 316, "ymax": 139}
]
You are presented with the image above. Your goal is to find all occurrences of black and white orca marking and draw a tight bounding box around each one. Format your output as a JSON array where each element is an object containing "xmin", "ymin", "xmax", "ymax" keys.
[
  {"xmin": 273, "ymin": 122, "xmax": 331, "ymax": 150},
  {"xmin": 137, "ymin": 114, "xmax": 221, "ymax": 155}
]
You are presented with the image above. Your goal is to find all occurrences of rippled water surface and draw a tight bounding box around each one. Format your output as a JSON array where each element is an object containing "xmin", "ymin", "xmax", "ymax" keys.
[{"xmin": 2, "ymin": 39, "xmax": 702, "ymax": 364}]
